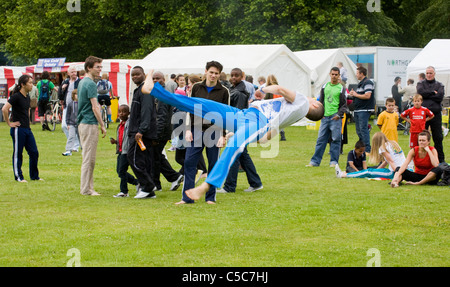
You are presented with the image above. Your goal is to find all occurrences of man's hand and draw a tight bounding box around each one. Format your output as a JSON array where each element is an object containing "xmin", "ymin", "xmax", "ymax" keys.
[
  {"xmin": 100, "ymin": 125, "xmax": 107, "ymax": 138},
  {"xmin": 216, "ymin": 136, "xmax": 227, "ymax": 148},
  {"xmin": 185, "ymin": 129, "xmax": 193, "ymax": 142},
  {"xmin": 135, "ymin": 132, "xmax": 143, "ymax": 143},
  {"xmin": 332, "ymin": 115, "xmax": 340, "ymax": 121},
  {"xmin": 9, "ymin": 121, "xmax": 20, "ymax": 128}
]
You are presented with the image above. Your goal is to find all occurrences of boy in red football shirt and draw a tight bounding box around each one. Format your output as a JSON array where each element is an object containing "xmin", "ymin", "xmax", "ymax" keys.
[{"xmin": 401, "ymin": 94, "xmax": 434, "ymax": 148}]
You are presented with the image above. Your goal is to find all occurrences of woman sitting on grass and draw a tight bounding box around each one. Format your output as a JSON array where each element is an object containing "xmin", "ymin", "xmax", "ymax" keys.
[
  {"xmin": 335, "ymin": 132, "xmax": 405, "ymax": 179},
  {"xmin": 390, "ymin": 130, "xmax": 442, "ymax": 187}
]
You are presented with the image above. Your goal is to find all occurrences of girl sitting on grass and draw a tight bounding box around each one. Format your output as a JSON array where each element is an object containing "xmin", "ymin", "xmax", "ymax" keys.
[{"xmin": 335, "ymin": 132, "xmax": 405, "ymax": 179}]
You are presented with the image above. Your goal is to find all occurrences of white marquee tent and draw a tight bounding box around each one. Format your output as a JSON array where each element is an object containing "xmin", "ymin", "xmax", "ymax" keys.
[
  {"xmin": 293, "ymin": 48, "xmax": 358, "ymax": 97},
  {"xmin": 407, "ymin": 39, "xmax": 450, "ymax": 97},
  {"xmin": 137, "ymin": 44, "xmax": 312, "ymax": 97}
]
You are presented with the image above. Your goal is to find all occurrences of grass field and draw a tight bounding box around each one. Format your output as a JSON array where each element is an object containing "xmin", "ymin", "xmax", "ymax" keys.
[{"xmin": 0, "ymin": 120, "xmax": 449, "ymax": 267}]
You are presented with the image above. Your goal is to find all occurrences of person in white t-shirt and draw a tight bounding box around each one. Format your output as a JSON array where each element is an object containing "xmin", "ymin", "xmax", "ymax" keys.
[
  {"xmin": 335, "ymin": 132, "xmax": 406, "ymax": 179},
  {"xmin": 141, "ymin": 69, "xmax": 324, "ymax": 201}
]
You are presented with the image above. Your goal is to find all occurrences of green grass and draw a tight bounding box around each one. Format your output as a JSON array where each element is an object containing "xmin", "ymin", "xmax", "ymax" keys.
[{"xmin": 0, "ymin": 121, "xmax": 449, "ymax": 266}]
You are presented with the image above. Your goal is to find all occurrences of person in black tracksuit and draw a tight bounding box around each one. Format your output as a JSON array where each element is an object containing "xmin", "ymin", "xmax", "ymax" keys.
[
  {"xmin": 127, "ymin": 66, "xmax": 158, "ymax": 199},
  {"xmin": 151, "ymin": 71, "xmax": 184, "ymax": 191},
  {"xmin": 417, "ymin": 66, "xmax": 446, "ymax": 163},
  {"xmin": 2, "ymin": 75, "xmax": 40, "ymax": 182}
]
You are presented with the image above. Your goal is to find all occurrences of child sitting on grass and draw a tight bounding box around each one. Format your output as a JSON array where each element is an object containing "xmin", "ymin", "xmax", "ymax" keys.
[
  {"xmin": 346, "ymin": 140, "xmax": 367, "ymax": 173},
  {"xmin": 111, "ymin": 104, "xmax": 139, "ymax": 197},
  {"xmin": 335, "ymin": 132, "xmax": 405, "ymax": 179}
]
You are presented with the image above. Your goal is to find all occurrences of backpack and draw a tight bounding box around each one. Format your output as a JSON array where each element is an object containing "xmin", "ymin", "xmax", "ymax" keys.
[
  {"xmin": 97, "ymin": 80, "xmax": 109, "ymax": 95},
  {"xmin": 437, "ymin": 162, "xmax": 450, "ymax": 186},
  {"xmin": 40, "ymin": 80, "xmax": 50, "ymax": 100}
]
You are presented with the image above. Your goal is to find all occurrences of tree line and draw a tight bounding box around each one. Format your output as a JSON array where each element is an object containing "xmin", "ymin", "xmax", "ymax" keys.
[{"xmin": 0, "ymin": 0, "xmax": 448, "ymax": 65}]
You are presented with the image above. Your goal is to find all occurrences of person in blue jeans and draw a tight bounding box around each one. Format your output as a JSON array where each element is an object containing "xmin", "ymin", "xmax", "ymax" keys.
[
  {"xmin": 141, "ymin": 69, "xmax": 324, "ymax": 202},
  {"xmin": 349, "ymin": 66, "xmax": 375, "ymax": 152},
  {"xmin": 176, "ymin": 61, "xmax": 230, "ymax": 205},
  {"xmin": 308, "ymin": 67, "xmax": 347, "ymax": 167},
  {"xmin": 2, "ymin": 74, "xmax": 41, "ymax": 182}
]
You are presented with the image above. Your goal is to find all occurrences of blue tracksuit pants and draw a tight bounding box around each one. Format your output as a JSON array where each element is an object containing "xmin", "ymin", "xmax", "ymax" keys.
[
  {"xmin": 150, "ymin": 82, "xmax": 269, "ymax": 189},
  {"xmin": 10, "ymin": 127, "xmax": 40, "ymax": 181}
]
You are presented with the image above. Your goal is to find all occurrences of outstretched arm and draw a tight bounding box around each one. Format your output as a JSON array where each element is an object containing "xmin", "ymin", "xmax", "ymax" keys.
[
  {"xmin": 141, "ymin": 70, "xmax": 154, "ymax": 94},
  {"xmin": 261, "ymin": 85, "xmax": 296, "ymax": 103}
]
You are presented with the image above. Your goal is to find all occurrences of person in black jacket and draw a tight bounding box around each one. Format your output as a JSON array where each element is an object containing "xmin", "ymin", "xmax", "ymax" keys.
[
  {"xmin": 127, "ymin": 66, "xmax": 158, "ymax": 199},
  {"xmin": 176, "ymin": 61, "xmax": 230, "ymax": 205},
  {"xmin": 417, "ymin": 66, "xmax": 446, "ymax": 162},
  {"xmin": 151, "ymin": 71, "xmax": 184, "ymax": 191},
  {"xmin": 391, "ymin": 76, "xmax": 402, "ymax": 113},
  {"xmin": 219, "ymin": 68, "xmax": 263, "ymax": 193}
]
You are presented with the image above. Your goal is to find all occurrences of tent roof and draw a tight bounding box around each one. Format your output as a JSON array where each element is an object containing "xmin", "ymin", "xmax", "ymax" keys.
[
  {"xmin": 407, "ymin": 39, "xmax": 450, "ymax": 75},
  {"xmin": 137, "ymin": 44, "xmax": 310, "ymax": 76}
]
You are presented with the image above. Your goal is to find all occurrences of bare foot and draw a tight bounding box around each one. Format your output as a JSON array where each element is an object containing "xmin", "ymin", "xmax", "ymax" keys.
[
  {"xmin": 175, "ymin": 200, "xmax": 188, "ymax": 205},
  {"xmin": 206, "ymin": 201, "xmax": 216, "ymax": 205},
  {"xmin": 185, "ymin": 182, "xmax": 210, "ymax": 201}
]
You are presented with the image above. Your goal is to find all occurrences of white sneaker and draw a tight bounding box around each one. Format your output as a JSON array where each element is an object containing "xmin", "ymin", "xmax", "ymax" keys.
[
  {"xmin": 134, "ymin": 189, "xmax": 156, "ymax": 199},
  {"xmin": 170, "ymin": 175, "xmax": 184, "ymax": 191},
  {"xmin": 335, "ymin": 164, "xmax": 343, "ymax": 178},
  {"xmin": 113, "ymin": 192, "xmax": 129, "ymax": 198},
  {"xmin": 243, "ymin": 185, "xmax": 263, "ymax": 192},
  {"xmin": 62, "ymin": 151, "xmax": 72, "ymax": 156},
  {"xmin": 216, "ymin": 188, "xmax": 231, "ymax": 193}
]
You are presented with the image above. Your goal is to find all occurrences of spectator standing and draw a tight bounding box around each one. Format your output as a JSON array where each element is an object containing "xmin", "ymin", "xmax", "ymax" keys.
[
  {"xmin": 29, "ymin": 81, "xmax": 38, "ymax": 124},
  {"xmin": 77, "ymin": 56, "xmax": 107, "ymax": 196},
  {"xmin": 2, "ymin": 74, "xmax": 41, "ymax": 182},
  {"xmin": 399, "ymin": 79, "xmax": 417, "ymax": 110},
  {"xmin": 97, "ymin": 73, "xmax": 115, "ymax": 123},
  {"xmin": 127, "ymin": 66, "xmax": 158, "ymax": 199},
  {"xmin": 349, "ymin": 66, "xmax": 375, "ymax": 152},
  {"xmin": 37, "ymin": 71, "xmax": 56, "ymax": 131},
  {"xmin": 63, "ymin": 89, "xmax": 80, "ymax": 156},
  {"xmin": 218, "ymin": 68, "xmax": 263, "ymax": 194},
  {"xmin": 151, "ymin": 71, "xmax": 184, "ymax": 191},
  {"xmin": 416, "ymin": 66, "xmax": 445, "ymax": 163},
  {"xmin": 391, "ymin": 77, "xmax": 403, "ymax": 113},
  {"xmin": 59, "ymin": 65, "xmax": 81, "ymax": 149},
  {"xmin": 307, "ymin": 67, "xmax": 347, "ymax": 167},
  {"xmin": 176, "ymin": 61, "xmax": 230, "ymax": 205}
]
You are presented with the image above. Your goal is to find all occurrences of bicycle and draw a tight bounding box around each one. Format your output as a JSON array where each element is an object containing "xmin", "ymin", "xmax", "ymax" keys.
[
  {"xmin": 98, "ymin": 99, "xmax": 109, "ymax": 129},
  {"xmin": 44, "ymin": 100, "xmax": 62, "ymax": 131}
]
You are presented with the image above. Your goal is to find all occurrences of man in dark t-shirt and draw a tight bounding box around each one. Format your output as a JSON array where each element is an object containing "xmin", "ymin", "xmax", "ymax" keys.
[{"xmin": 2, "ymin": 75, "xmax": 41, "ymax": 182}]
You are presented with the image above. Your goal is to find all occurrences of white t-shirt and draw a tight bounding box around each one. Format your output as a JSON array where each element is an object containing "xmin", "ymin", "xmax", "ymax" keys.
[
  {"xmin": 379, "ymin": 142, "xmax": 405, "ymax": 171},
  {"xmin": 249, "ymin": 91, "xmax": 309, "ymax": 130}
]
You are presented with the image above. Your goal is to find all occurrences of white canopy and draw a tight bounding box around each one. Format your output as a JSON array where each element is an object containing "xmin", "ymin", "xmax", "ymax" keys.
[
  {"xmin": 407, "ymin": 39, "xmax": 450, "ymax": 97},
  {"xmin": 137, "ymin": 44, "xmax": 312, "ymax": 97},
  {"xmin": 293, "ymin": 48, "xmax": 358, "ymax": 97}
]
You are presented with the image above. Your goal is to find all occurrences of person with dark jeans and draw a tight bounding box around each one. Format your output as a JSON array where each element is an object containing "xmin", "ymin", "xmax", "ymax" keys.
[
  {"xmin": 349, "ymin": 66, "xmax": 375, "ymax": 152},
  {"xmin": 151, "ymin": 71, "xmax": 184, "ymax": 191},
  {"xmin": 417, "ymin": 66, "xmax": 445, "ymax": 163},
  {"xmin": 219, "ymin": 68, "xmax": 263, "ymax": 193}
]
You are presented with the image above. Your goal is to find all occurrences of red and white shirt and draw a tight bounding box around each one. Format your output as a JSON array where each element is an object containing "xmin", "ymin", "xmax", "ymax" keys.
[{"xmin": 401, "ymin": 106, "xmax": 434, "ymax": 133}]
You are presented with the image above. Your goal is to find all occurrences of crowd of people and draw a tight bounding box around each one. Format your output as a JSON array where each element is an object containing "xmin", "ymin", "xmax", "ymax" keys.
[
  {"xmin": 329, "ymin": 65, "xmax": 447, "ymax": 189},
  {"xmin": 2, "ymin": 56, "xmax": 447, "ymax": 199}
]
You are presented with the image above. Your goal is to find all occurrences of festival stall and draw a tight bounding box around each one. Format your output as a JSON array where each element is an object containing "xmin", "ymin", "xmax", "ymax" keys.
[{"xmin": 137, "ymin": 44, "xmax": 311, "ymax": 98}]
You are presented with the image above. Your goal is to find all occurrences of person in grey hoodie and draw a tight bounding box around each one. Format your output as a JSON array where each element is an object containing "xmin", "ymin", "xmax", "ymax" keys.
[{"xmin": 63, "ymin": 89, "xmax": 80, "ymax": 156}]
